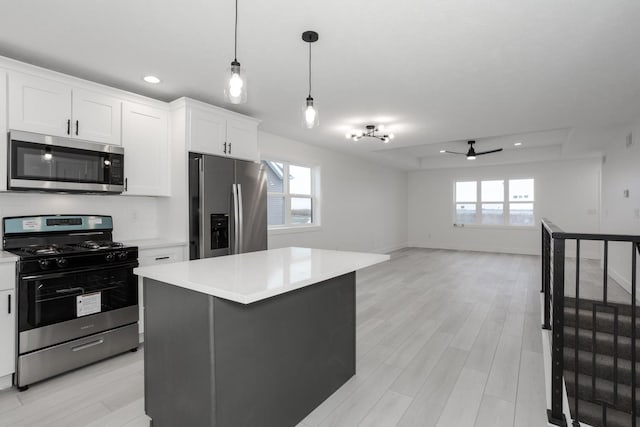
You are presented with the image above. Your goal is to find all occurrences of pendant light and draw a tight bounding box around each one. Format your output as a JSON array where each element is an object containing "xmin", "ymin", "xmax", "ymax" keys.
[
  {"xmin": 224, "ymin": 0, "xmax": 247, "ymax": 104},
  {"xmin": 302, "ymin": 31, "xmax": 319, "ymax": 129}
]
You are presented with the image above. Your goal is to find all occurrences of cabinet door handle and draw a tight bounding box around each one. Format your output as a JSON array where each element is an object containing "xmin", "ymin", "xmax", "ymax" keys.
[
  {"xmin": 67, "ymin": 119, "xmax": 71, "ymax": 135},
  {"xmin": 7, "ymin": 294, "xmax": 10, "ymax": 314},
  {"xmin": 155, "ymin": 256, "xmax": 170, "ymax": 261},
  {"xmin": 228, "ymin": 143, "xmax": 231, "ymax": 154},
  {"xmin": 75, "ymin": 120, "xmax": 79, "ymax": 136},
  {"xmin": 223, "ymin": 142, "xmax": 227, "ymax": 154},
  {"xmin": 125, "ymin": 178, "xmax": 128, "ymax": 192}
]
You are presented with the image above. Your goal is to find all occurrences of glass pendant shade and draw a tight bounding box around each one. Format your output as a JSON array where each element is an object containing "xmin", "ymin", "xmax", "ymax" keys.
[
  {"xmin": 302, "ymin": 96, "xmax": 319, "ymax": 129},
  {"xmin": 225, "ymin": 61, "xmax": 247, "ymax": 104}
]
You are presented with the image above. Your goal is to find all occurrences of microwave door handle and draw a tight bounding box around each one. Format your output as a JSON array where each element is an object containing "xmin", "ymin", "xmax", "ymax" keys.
[{"xmin": 198, "ymin": 157, "xmax": 206, "ymax": 259}]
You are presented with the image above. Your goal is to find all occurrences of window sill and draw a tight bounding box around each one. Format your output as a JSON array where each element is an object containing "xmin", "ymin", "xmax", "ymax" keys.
[
  {"xmin": 452, "ymin": 224, "xmax": 537, "ymax": 231},
  {"xmin": 268, "ymin": 225, "xmax": 322, "ymax": 235}
]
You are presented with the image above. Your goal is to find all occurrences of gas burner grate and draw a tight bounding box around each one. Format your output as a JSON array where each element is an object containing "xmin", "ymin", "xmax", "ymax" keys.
[
  {"xmin": 76, "ymin": 241, "xmax": 125, "ymax": 250},
  {"xmin": 25, "ymin": 245, "xmax": 62, "ymax": 255}
]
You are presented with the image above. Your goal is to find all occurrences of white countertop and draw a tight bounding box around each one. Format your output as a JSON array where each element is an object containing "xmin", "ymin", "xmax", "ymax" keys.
[
  {"xmin": 134, "ymin": 247, "xmax": 389, "ymax": 304},
  {"xmin": 0, "ymin": 251, "xmax": 18, "ymax": 264},
  {"xmin": 120, "ymin": 238, "xmax": 187, "ymax": 251}
]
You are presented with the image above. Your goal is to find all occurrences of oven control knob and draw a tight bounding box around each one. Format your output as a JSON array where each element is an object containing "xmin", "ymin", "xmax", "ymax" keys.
[
  {"xmin": 105, "ymin": 252, "xmax": 115, "ymax": 262},
  {"xmin": 56, "ymin": 258, "xmax": 68, "ymax": 268},
  {"xmin": 117, "ymin": 251, "xmax": 128, "ymax": 261},
  {"xmin": 38, "ymin": 259, "xmax": 51, "ymax": 270}
]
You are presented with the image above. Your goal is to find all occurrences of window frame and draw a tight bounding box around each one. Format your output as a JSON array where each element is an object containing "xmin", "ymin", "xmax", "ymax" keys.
[
  {"xmin": 263, "ymin": 159, "xmax": 319, "ymax": 231},
  {"xmin": 453, "ymin": 178, "xmax": 535, "ymax": 228}
]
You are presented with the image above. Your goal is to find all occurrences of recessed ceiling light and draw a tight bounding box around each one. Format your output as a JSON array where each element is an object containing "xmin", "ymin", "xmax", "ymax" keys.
[
  {"xmin": 143, "ymin": 75, "xmax": 161, "ymax": 84},
  {"xmin": 439, "ymin": 150, "xmax": 446, "ymax": 153},
  {"xmin": 514, "ymin": 142, "xmax": 522, "ymax": 146}
]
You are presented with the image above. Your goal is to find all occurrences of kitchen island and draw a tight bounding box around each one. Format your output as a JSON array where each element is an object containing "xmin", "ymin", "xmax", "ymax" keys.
[{"xmin": 134, "ymin": 247, "xmax": 389, "ymax": 427}]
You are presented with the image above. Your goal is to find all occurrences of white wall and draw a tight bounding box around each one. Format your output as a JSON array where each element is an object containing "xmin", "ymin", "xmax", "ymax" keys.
[
  {"xmin": 0, "ymin": 193, "xmax": 159, "ymax": 242},
  {"xmin": 259, "ymin": 131, "xmax": 408, "ymax": 254},
  {"xmin": 408, "ymin": 158, "xmax": 602, "ymax": 258},
  {"xmin": 600, "ymin": 120, "xmax": 640, "ymax": 293}
]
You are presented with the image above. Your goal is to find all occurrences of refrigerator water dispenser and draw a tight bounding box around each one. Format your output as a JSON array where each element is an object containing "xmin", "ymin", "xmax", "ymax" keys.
[{"xmin": 211, "ymin": 214, "xmax": 229, "ymax": 250}]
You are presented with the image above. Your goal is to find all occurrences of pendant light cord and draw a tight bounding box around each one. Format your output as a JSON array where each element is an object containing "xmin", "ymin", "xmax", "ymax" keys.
[
  {"xmin": 308, "ymin": 42, "xmax": 312, "ymax": 97},
  {"xmin": 234, "ymin": 0, "xmax": 238, "ymax": 61}
]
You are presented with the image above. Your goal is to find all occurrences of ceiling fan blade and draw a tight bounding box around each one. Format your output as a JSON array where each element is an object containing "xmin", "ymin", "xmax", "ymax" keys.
[
  {"xmin": 444, "ymin": 150, "xmax": 466, "ymax": 155},
  {"xmin": 475, "ymin": 148, "xmax": 504, "ymax": 156}
]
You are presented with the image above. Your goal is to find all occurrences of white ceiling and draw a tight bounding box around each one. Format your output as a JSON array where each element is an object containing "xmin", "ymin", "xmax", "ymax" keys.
[{"xmin": 1, "ymin": 0, "xmax": 639, "ymax": 169}]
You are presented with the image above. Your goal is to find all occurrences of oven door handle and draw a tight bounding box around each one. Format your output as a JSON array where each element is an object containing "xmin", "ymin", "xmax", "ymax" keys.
[
  {"xmin": 21, "ymin": 262, "xmax": 139, "ymax": 281},
  {"xmin": 56, "ymin": 287, "xmax": 84, "ymax": 294}
]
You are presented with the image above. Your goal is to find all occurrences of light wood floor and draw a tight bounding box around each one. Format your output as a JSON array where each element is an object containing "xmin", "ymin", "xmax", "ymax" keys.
[{"xmin": 0, "ymin": 248, "xmax": 548, "ymax": 427}]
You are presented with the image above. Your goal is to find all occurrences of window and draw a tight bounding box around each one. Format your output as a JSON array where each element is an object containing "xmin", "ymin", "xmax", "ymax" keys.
[
  {"xmin": 454, "ymin": 178, "xmax": 534, "ymax": 226},
  {"xmin": 263, "ymin": 160, "xmax": 316, "ymax": 227}
]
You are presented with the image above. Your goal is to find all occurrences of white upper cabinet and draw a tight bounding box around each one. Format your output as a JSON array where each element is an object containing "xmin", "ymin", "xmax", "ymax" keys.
[
  {"xmin": 226, "ymin": 118, "xmax": 259, "ymax": 161},
  {"xmin": 8, "ymin": 71, "xmax": 122, "ymax": 145},
  {"xmin": 187, "ymin": 102, "xmax": 259, "ymax": 161},
  {"xmin": 72, "ymin": 88, "xmax": 122, "ymax": 145},
  {"xmin": 122, "ymin": 101, "xmax": 170, "ymax": 196},
  {"xmin": 189, "ymin": 106, "xmax": 226, "ymax": 156},
  {"xmin": 9, "ymin": 72, "xmax": 72, "ymax": 137}
]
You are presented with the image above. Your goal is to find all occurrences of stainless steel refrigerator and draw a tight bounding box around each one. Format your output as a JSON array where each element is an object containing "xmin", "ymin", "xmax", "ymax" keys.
[{"xmin": 188, "ymin": 153, "xmax": 267, "ymax": 260}]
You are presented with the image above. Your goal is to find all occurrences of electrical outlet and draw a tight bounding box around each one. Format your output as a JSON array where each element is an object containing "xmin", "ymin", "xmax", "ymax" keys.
[
  {"xmin": 624, "ymin": 189, "xmax": 630, "ymax": 198},
  {"xmin": 635, "ymin": 209, "xmax": 640, "ymax": 219},
  {"xmin": 626, "ymin": 132, "xmax": 633, "ymax": 148}
]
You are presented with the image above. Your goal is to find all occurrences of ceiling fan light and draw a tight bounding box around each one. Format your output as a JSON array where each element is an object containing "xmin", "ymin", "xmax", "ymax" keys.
[
  {"xmin": 388, "ymin": 133, "xmax": 395, "ymax": 140},
  {"xmin": 467, "ymin": 155, "xmax": 476, "ymax": 160},
  {"xmin": 439, "ymin": 150, "xmax": 446, "ymax": 153}
]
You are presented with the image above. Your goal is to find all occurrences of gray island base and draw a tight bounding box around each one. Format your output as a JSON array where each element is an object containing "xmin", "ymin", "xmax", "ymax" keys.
[{"xmin": 143, "ymin": 272, "xmax": 356, "ymax": 427}]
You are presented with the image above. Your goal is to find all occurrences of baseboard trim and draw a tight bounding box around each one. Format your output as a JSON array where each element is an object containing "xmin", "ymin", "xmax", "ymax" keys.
[
  {"xmin": 609, "ymin": 267, "xmax": 633, "ymax": 297},
  {"xmin": 377, "ymin": 243, "xmax": 407, "ymax": 254},
  {"xmin": 409, "ymin": 242, "xmax": 537, "ymax": 256},
  {"xmin": 0, "ymin": 373, "xmax": 13, "ymax": 390},
  {"xmin": 408, "ymin": 242, "xmax": 601, "ymax": 259}
]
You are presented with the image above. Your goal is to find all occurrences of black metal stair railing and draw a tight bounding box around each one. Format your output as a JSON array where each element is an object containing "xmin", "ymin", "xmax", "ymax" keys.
[{"xmin": 542, "ymin": 218, "xmax": 640, "ymax": 427}]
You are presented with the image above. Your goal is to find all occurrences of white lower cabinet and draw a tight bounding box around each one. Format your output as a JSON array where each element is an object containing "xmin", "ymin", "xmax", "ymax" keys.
[
  {"xmin": 0, "ymin": 263, "xmax": 16, "ymax": 386},
  {"xmin": 137, "ymin": 246, "xmax": 185, "ymax": 338}
]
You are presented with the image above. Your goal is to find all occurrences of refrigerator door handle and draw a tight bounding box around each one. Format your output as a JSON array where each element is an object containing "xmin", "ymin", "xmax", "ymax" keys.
[
  {"xmin": 237, "ymin": 183, "xmax": 244, "ymax": 253},
  {"xmin": 198, "ymin": 157, "xmax": 206, "ymax": 259},
  {"xmin": 232, "ymin": 183, "xmax": 240, "ymax": 254}
]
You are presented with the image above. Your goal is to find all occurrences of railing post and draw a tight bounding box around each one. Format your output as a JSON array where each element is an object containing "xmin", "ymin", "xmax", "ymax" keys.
[
  {"xmin": 542, "ymin": 224, "xmax": 545, "ymax": 293},
  {"xmin": 548, "ymin": 236, "xmax": 567, "ymax": 426},
  {"xmin": 632, "ymin": 242, "xmax": 637, "ymax": 427},
  {"xmin": 543, "ymin": 226, "xmax": 551, "ymax": 330}
]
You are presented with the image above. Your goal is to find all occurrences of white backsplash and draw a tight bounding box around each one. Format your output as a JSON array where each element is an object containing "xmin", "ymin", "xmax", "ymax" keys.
[{"xmin": 0, "ymin": 192, "xmax": 159, "ymax": 241}]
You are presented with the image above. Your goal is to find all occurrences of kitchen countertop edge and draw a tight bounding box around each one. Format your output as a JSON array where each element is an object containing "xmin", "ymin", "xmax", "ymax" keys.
[
  {"xmin": 120, "ymin": 238, "xmax": 188, "ymax": 251},
  {"xmin": 134, "ymin": 247, "xmax": 389, "ymax": 305}
]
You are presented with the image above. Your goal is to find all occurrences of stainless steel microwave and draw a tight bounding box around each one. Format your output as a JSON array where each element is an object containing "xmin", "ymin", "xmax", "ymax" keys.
[{"xmin": 8, "ymin": 130, "xmax": 125, "ymax": 194}]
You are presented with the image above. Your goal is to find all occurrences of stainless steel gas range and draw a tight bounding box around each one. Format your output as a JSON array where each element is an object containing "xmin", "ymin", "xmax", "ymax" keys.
[{"xmin": 2, "ymin": 215, "xmax": 139, "ymax": 390}]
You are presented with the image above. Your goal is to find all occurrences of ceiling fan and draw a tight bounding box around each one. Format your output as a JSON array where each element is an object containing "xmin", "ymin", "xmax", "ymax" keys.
[{"xmin": 443, "ymin": 140, "xmax": 503, "ymax": 160}]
